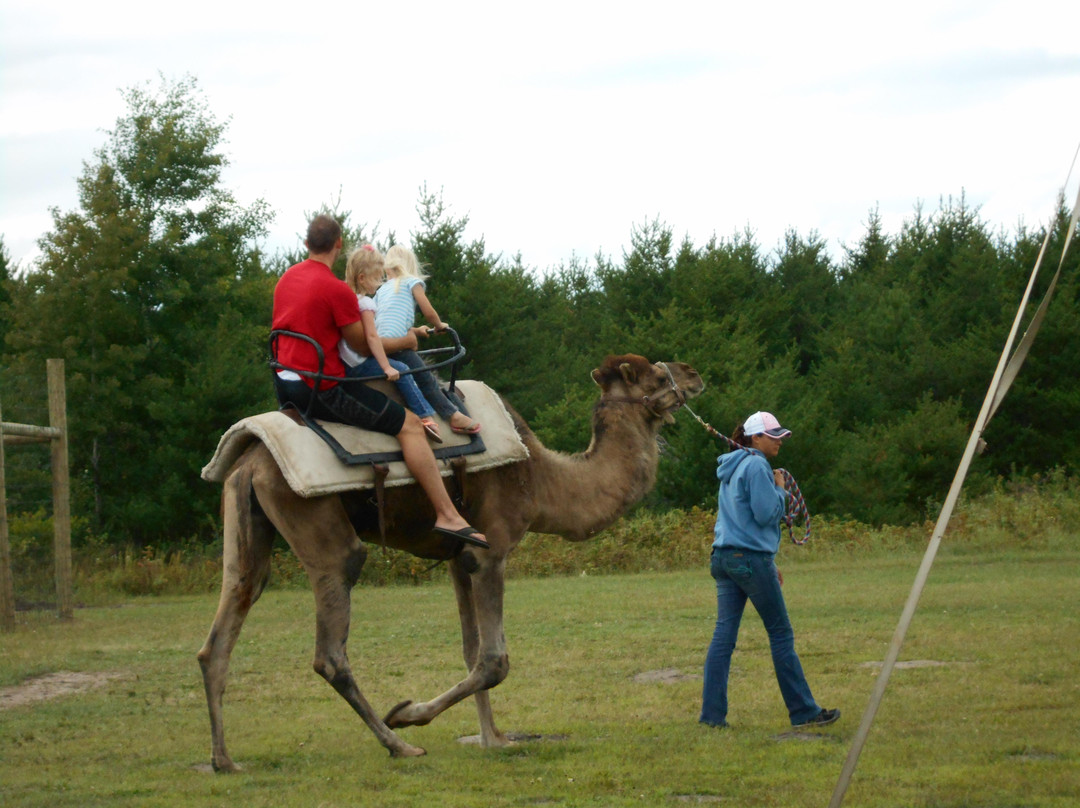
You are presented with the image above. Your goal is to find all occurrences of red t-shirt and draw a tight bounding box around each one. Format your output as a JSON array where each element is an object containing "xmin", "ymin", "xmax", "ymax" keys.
[{"xmin": 271, "ymin": 259, "xmax": 361, "ymax": 389}]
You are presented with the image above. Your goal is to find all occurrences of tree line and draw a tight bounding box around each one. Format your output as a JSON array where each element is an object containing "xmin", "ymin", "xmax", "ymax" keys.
[{"xmin": 1, "ymin": 76, "xmax": 1077, "ymax": 550}]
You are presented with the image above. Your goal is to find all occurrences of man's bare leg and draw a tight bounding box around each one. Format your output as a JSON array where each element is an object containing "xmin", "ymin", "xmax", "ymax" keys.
[{"xmin": 397, "ymin": 412, "xmax": 486, "ymax": 541}]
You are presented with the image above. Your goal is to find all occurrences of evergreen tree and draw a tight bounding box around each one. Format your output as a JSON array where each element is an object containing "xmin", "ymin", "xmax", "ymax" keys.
[
  {"xmin": 0, "ymin": 235, "xmax": 12, "ymax": 356},
  {"xmin": 981, "ymin": 206, "xmax": 1080, "ymax": 474},
  {"xmin": 838, "ymin": 207, "xmax": 891, "ymax": 282},
  {"xmin": 668, "ymin": 230, "xmax": 772, "ymax": 333},
  {"xmin": 771, "ymin": 229, "xmax": 838, "ymax": 374},
  {"xmin": 410, "ymin": 189, "xmax": 559, "ymax": 420},
  {"xmin": 270, "ymin": 198, "xmax": 387, "ymax": 278},
  {"xmin": 596, "ymin": 218, "xmax": 675, "ymax": 322}
]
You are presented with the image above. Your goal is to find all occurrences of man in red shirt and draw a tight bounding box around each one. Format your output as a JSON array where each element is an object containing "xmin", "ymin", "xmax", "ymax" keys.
[{"xmin": 272, "ymin": 215, "xmax": 487, "ymax": 548}]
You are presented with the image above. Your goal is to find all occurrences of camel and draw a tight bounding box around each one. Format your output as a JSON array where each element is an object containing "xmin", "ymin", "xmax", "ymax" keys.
[{"xmin": 197, "ymin": 354, "xmax": 702, "ymax": 770}]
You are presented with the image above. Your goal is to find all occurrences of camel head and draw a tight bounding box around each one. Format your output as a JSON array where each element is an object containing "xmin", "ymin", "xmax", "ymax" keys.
[{"xmin": 591, "ymin": 354, "xmax": 703, "ymax": 424}]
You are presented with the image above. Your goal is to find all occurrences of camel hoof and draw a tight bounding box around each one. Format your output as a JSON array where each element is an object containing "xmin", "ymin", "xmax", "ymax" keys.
[
  {"xmin": 483, "ymin": 731, "xmax": 512, "ymax": 748},
  {"xmin": 212, "ymin": 757, "xmax": 242, "ymax": 774},
  {"xmin": 390, "ymin": 742, "xmax": 427, "ymax": 758},
  {"xmin": 384, "ymin": 700, "xmax": 414, "ymax": 728}
]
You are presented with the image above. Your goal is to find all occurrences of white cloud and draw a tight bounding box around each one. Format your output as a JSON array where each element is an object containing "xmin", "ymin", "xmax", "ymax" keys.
[{"xmin": 2, "ymin": 0, "xmax": 1078, "ymax": 272}]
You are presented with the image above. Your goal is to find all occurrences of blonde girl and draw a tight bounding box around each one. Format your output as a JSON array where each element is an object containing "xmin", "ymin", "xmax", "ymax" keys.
[
  {"xmin": 374, "ymin": 245, "xmax": 480, "ymax": 435},
  {"xmin": 339, "ymin": 245, "xmax": 443, "ymax": 442}
]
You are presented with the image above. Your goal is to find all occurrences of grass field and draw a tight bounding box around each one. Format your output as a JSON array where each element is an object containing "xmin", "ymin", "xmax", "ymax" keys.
[{"xmin": 2, "ymin": 538, "xmax": 1077, "ymax": 807}]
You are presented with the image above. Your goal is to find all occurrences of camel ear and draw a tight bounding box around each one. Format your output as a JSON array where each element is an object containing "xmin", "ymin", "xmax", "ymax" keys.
[{"xmin": 593, "ymin": 355, "xmax": 641, "ymax": 388}]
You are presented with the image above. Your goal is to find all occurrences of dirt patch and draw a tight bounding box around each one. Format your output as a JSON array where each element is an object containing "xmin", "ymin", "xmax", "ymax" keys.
[
  {"xmin": 1008, "ymin": 749, "xmax": 1058, "ymax": 762},
  {"xmin": 633, "ymin": 668, "xmax": 700, "ymax": 684},
  {"xmin": 0, "ymin": 670, "xmax": 123, "ymax": 709}
]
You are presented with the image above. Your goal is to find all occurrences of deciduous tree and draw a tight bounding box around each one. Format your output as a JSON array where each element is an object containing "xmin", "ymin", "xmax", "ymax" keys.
[{"xmin": 5, "ymin": 75, "xmax": 274, "ymax": 543}]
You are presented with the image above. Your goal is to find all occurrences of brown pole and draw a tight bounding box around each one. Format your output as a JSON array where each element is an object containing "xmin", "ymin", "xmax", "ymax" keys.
[
  {"xmin": 3, "ymin": 434, "xmax": 55, "ymax": 446},
  {"xmin": 0, "ymin": 404, "xmax": 15, "ymax": 631},
  {"xmin": 47, "ymin": 359, "xmax": 73, "ymax": 621},
  {"xmin": 0, "ymin": 422, "xmax": 61, "ymax": 441}
]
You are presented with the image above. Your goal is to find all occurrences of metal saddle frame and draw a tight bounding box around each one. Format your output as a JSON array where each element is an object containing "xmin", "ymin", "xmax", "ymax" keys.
[{"xmin": 268, "ymin": 327, "xmax": 485, "ymax": 466}]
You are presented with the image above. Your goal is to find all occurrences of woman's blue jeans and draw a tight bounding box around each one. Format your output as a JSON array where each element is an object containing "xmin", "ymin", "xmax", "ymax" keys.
[{"xmin": 701, "ymin": 547, "xmax": 821, "ymax": 727}]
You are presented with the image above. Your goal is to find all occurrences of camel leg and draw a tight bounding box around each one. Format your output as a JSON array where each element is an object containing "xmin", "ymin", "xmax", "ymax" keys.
[
  {"xmin": 385, "ymin": 550, "xmax": 510, "ymax": 731},
  {"xmin": 306, "ymin": 568, "xmax": 425, "ymax": 757},
  {"xmin": 197, "ymin": 458, "xmax": 275, "ymax": 773},
  {"xmin": 253, "ymin": 460, "xmax": 426, "ymax": 759},
  {"xmin": 448, "ymin": 555, "xmax": 511, "ymax": 747}
]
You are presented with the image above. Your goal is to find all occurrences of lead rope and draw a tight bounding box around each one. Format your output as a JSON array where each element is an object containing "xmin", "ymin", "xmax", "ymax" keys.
[{"xmin": 683, "ymin": 403, "xmax": 811, "ymax": 545}]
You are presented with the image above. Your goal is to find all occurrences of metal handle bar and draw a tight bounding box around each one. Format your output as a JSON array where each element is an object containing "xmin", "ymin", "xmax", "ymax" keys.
[{"xmin": 268, "ymin": 327, "xmax": 467, "ymax": 393}]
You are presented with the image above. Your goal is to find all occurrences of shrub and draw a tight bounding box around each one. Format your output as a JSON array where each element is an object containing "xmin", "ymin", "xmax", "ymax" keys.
[{"xmin": 6, "ymin": 471, "xmax": 1074, "ymax": 605}]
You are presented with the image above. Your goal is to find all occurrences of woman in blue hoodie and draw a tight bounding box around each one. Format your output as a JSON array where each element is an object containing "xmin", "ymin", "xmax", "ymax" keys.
[{"xmin": 700, "ymin": 411, "xmax": 839, "ymax": 729}]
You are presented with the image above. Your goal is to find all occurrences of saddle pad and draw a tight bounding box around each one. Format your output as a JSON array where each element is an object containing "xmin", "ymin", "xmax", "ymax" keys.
[{"xmin": 201, "ymin": 380, "xmax": 529, "ymax": 497}]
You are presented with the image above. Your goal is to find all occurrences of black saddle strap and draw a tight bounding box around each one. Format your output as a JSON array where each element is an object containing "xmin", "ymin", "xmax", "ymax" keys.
[
  {"xmin": 449, "ymin": 456, "xmax": 469, "ymax": 515},
  {"xmin": 372, "ymin": 463, "xmax": 389, "ymax": 549}
]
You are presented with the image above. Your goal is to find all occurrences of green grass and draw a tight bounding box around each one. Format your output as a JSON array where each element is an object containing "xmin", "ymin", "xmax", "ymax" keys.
[{"xmin": 2, "ymin": 541, "xmax": 1078, "ymax": 807}]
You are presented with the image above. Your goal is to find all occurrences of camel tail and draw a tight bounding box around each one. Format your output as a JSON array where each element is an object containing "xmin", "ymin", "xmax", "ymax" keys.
[{"xmin": 219, "ymin": 446, "xmax": 276, "ymax": 610}]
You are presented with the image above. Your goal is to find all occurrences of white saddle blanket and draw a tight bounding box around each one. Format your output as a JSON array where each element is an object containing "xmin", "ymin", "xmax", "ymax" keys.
[{"xmin": 201, "ymin": 380, "xmax": 529, "ymax": 497}]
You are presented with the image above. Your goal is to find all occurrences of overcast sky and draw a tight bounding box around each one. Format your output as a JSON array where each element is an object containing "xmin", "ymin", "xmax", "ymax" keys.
[{"xmin": 2, "ymin": 1, "xmax": 1079, "ymax": 275}]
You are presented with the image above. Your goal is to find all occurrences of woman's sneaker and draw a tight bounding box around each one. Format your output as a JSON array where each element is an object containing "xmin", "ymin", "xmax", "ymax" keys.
[{"xmin": 797, "ymin": 708, "xmax": 840, "ymax": 727}]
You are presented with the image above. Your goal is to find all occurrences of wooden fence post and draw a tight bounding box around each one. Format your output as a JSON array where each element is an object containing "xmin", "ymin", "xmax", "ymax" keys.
[
  {"xmin": 47, "ymin": 359, "xmax": 73, "ymax": 621},
  {"xmin": 0, "ymin": 360, "xmax": 73, "ymax": 629},
  {"xmin": 0, "ymin": 403, "xmax": 14, "ymax": 632}
]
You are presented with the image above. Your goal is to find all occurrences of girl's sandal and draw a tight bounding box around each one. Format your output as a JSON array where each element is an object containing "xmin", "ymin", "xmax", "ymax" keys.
[
  {"xmin": 421, "ymin": 417, "xmax": 443, "ymax": 443},
  {"xmin": 450, "ymin": 419, "xmax": 481, "ymax": 435}
]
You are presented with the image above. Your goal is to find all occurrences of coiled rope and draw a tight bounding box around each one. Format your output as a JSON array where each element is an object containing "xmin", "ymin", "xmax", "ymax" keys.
[{"xmin": 683, "ymin": 403, "xmax": 811, "ymax": 545}]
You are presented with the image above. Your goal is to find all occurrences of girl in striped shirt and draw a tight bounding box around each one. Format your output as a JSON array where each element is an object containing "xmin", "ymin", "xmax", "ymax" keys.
[{"xmin": 374, "ymin": 245, "xmax": 481, "ymax": 435}]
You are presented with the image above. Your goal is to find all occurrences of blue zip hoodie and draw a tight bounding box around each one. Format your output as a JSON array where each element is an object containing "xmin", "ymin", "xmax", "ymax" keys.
[{"xmin": 711, "ymin": 448, "xmax": 790, "ymax": 554}]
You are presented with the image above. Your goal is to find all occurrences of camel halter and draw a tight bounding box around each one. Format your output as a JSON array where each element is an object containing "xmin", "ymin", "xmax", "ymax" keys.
[
  {"xmin": 681, "ymin": 402, "xmax": 811, "ymax": 545},
  {"xmin": 601, "ymin": 362, "xmax": 688, "ymax": 418},
  {"xmin": 651, "ymin": 362, "xmax": 688, "ymax": 416}
]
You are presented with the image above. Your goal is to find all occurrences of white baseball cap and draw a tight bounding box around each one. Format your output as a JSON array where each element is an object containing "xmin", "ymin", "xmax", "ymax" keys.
[{"xmin": 743, "ymin": 411, "xmax": 791, "ymax": 439}]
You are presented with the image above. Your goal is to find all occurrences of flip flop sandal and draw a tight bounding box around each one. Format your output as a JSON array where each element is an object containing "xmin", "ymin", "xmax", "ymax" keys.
[
  {"xmin": 421, "ymin": 418, "xmax": 443, "ymax": 443},
  {"xmin": 433, "ymin": 525, "xmax": 490, "ymax": 549},
  {"xmin": 450, "ymin": 421, "xmax": 481, "ymax": 435}
]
